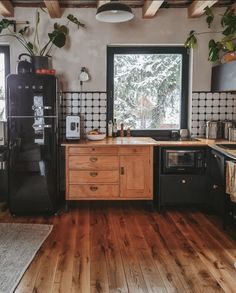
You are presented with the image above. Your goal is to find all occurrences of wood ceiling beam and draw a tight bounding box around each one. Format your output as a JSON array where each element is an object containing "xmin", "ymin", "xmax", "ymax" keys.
[
  {"xmin": 97, "ymin": 0, "xmax": 110, "ymax": 8},
  {"xmin": 188, "ymin": 0, "xmax": 218, "ymax": 18},
  {"xmin": 0, "ymin": 0, "xmax": 14, "ymax": 17},
  {"xmin": 44, "ymin": 0, "xmax": 62, "ymax": 18},
  {"xmin": 143, "ymin": 0, "xmax": 164, "ymax": 19}
]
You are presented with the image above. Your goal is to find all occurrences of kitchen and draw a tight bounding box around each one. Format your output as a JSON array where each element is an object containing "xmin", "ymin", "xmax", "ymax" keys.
[{"xmin": 0, "ymin": 1, "xmax": 236, "ymax": 292}]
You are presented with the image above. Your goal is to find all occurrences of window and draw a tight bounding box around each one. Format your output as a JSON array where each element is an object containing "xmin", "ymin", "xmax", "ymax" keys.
[
  {"xmin": 0, "ymin": 46, "xmax": 10, "ymax": 121},
  {"xmin": 107, "ymin": 46, "xmax": 189, "ymax": 136}
]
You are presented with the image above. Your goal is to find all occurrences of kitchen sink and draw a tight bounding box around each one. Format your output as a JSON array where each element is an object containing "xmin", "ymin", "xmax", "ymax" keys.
[{"xmin": 216, "ymin": 144, "xmax": 236, "ymax": 150}]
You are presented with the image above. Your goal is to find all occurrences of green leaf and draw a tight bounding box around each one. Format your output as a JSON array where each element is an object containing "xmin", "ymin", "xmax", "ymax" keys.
[
  {"xmin": 204, "ymin": 6, "xmax": 214, "ymax": 28},
  {"xmin": 67, "ymin": 14, "xmax": 85, "ymax": 29},
  {"xmin": 225, "ymin": 41, "xmax": 235, "ymax": 51},
  {"xmin": 27, "ymin": 42, "xmax": 34, "ymax": 50},
  {"xmin": 0, "ymin": 18, "xmax": 14, "ymax": 33},
  {"xmin": 208, "ymin": 39, "xmax": 222, "ymax": 62},
  {"xmin": 184, "ymin": 31, "xmax": 197, "ymax": 49},
  {"xmin": 18, "ymin": 26, "xmax": 29, "ymax": 36},
  {"xmin": 48, "ymin": 32, "xmax": 66, "ymax": 48},
  {"xmin": 58, "ymin": 25, "xmax": 68, "ymax": 35}
]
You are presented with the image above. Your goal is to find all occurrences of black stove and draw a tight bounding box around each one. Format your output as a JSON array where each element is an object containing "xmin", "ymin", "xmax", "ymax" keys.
[{"xmin": 152, "ymin": 137, "xmax": 199, "ymax": 142}]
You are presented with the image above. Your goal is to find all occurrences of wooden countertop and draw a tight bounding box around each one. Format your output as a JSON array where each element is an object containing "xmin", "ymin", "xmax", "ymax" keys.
[
  {"xmin": 62, "ymin": 137, "xmax": 233, "ymax": 147},
  {"xmin": 62, "ymin": 137, "xmax": 236, "ymax": 159},
  {"xmin": 62, "ymin": 137, "xmax": 157, "ymax": 146}
]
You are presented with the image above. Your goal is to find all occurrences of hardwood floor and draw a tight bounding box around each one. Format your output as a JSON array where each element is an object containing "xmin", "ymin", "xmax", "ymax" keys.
[{"xmin": 1, "ymin": 203, "xmax": 236, "ymax": 293}]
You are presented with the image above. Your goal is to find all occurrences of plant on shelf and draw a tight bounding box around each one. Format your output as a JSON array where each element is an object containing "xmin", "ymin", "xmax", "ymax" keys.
[
  {"xmin": 0, "ymin": 10, "xmax": 85, "ymax": 57},
  {"xmin": 185, "ymin": 7, "xmax": 236, "ymax": 63}
]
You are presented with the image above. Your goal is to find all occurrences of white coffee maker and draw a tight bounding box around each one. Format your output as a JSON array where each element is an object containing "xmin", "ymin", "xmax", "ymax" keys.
[{"xmin": 66, "ymin": 116, "xmax": 80, "ymax": 140}]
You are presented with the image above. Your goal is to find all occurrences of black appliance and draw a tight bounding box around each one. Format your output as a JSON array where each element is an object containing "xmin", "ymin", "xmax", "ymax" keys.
[
  {"xmin": 162, "ymin": 148, "xmax": 205, "ymax": 174},
  {"xmin": 7, "ymin": 74, "xmax": 60, "ymax": 214},
  {"xmin": 155, "ymin": 147, "xmax": 207, "ymax": 209}
]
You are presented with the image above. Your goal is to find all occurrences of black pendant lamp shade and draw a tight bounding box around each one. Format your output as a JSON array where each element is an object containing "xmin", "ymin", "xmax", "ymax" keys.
[{"xmin": 96, "ymin": 2, "xmax": 134, "ymax": 23}]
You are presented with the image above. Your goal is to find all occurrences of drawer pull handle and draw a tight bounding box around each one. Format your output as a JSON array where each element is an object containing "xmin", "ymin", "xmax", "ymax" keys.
[
  {"xmin": 121, "ymin": 167, "xmax": 125, "ymax": 175},
  {"xmin": 90, "ymin": 172, "xmax": 98, "ymax": 177},
  {"xmin": 181, "ymin": 180, "xmax": 186, "ymax": 184},
  {"xmin": 213, "ymin": 184, "xmax": 218, "ymax": 189},
  {"xmin": 90, "ymin": 186, "xmax": 98, "ymax": 191},
  {"xmin": 90, "ymin": 157, "xmax": 98, "ymax": 162}
]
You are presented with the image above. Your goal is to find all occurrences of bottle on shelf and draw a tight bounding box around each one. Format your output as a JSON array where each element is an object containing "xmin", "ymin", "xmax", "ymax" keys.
[
  {"xmin": 127, "ymin": 127, "xmax": 131, "ymax": 137},
  {"xmin": 108, "ymin": 120, "xmax": 113, "ymax": 137},
  {"xmin": 112, "ymin": 119, "xmax": 118, "ymax": 137},
  {"xmin": 120, "ymin": 123, "xmax": 124, "ymax": 137}
]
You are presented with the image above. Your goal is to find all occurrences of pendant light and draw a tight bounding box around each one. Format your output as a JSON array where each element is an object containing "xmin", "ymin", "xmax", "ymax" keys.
[{"xmin": 96, "ymin": 1, "xmax": 134, "ymax": 23}]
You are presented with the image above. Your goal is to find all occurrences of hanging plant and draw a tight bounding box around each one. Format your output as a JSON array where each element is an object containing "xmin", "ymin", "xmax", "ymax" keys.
[{"xmin": 185, "ymin": 7, "xmax": 236, "ymax": 63}]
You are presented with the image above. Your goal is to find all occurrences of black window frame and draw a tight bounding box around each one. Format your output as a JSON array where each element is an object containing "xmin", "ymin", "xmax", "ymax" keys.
[
  {"xmin": 0, "ymin": 45, "xmax": 10, "ymax": 121},
  {"xmin": 107, "ymin": 46, "xmax": 189, "ymax": 137}
]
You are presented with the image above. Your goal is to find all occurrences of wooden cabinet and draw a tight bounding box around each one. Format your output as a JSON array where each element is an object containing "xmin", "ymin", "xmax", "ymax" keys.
[
  {"xmin": 120, "ymin": 151, "xmax": 152, "ymax": 198},
  {"xmin": 65, "ymin": 145, "xmax": 153, "ymax": 200}
]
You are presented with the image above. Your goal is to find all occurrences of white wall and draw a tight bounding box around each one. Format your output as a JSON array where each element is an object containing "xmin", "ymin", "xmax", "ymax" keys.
[{"xmin": 0, "ymin": 7, "xmax": 224, "ymax": 92}]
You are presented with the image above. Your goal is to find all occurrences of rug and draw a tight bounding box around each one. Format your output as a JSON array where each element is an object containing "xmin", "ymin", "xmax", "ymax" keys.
[{"xmin": 0, "ymin": 223, "xmax": 53, "ymax": 293}]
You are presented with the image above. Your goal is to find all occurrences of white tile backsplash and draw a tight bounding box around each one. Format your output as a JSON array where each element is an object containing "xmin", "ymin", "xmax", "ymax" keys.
[{"xmin": 191, "ymin": 92, "xmax": 236, "ymax": 137}]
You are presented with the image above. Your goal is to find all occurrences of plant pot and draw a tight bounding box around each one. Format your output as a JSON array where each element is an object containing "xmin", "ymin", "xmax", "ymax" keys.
[
  {"xmin": 221, "ymin": 51, "xmax": 236, "ymax": 63},
  {"xmin": 31, "ymin": 56, "xmax": 50, "ymax": 71}
]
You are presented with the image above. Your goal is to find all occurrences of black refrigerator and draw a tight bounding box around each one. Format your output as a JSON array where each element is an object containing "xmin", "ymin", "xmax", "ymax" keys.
[{"xmin": 7, "ymin": 74, "xmax": 60, "ymax": 214}]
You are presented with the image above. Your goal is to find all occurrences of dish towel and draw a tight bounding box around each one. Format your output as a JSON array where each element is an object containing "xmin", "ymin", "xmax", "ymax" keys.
[{"xmin": 226, "ymin": 161, "xmax": 236, "ymax": 203}]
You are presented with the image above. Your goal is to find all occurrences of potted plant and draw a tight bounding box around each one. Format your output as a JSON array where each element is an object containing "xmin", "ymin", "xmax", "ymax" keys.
[
  {"xmin": 185, "ymin": 7, "xmax": 236, "ymax": 63},
  {"xmin": 0, "ymin": 10, "xmax": 85, "ymax": 70}
]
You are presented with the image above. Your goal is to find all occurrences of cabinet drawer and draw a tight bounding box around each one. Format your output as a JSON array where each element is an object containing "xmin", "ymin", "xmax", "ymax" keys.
[
  {"xmin": 119, "ymin": 146, "xmax": 149, "ymax": 155},
  {"xmin": 68, "ymin": 184, "xmax": 119, "ymax": 199},
  {"xmin": 69, "ymin": 155, "xmax": 119, "ymax": 170},
  {"xmin": 69, "ymin": 170, "xmax": 119, "ymax": 184},
  {"xmin": 69, "ymin": 147, "xmax": 118, "ymax": 155}
]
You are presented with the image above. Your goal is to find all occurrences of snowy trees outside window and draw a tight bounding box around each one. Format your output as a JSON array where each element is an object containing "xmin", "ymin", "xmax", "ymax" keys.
[{"xmin": 114, "ymin": 54, "xmax": 182, "ymax": 130}]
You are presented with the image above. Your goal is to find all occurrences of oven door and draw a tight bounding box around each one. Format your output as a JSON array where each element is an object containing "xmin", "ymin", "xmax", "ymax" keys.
[{"xmin": 163, "ymin": 150, "xmax": 199, "ymax": 174}]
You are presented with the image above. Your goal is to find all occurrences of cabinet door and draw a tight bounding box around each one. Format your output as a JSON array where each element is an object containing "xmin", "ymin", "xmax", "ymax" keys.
[
  {"xmin": 209, "ymin": 150, "xmax": 225, "ymax": 187},
  {"xmin": 120, "ymin": 153, "xmax": 152, "ymax": 198},
  {"xmin": 207, "ymin": 179, "xmax": 225, "ymax": 216},
  {"xmin": 160, "ymin": 175, "xmax": 206, "ymax": 206}
]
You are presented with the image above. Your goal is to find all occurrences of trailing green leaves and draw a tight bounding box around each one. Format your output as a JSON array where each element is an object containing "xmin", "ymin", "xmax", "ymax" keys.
[
  {"xmin": 204, "ymin": 6, "xmax": 214, "ymax": 28},
  {"xmin": 185, "ymin": 7, "xmax": 236, "ymax": 63}
]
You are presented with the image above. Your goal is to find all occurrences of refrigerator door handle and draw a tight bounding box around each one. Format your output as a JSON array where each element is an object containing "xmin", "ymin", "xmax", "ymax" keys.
[
  {"xmin": 32, "ymin": 106, "xmax": 52, "ymax": 110},
  {"xmin": 44, "ymin": 124, "xmax": 52, "ymax": 128},
  {"xmin": 32, "ymin": 124, "xmax": 52, "ymax": 129}
]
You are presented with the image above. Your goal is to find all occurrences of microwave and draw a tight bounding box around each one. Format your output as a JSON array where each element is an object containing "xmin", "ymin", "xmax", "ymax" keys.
[{"xmin": 162, "ymin": 148, "xmax": 206, "ymax": 174}]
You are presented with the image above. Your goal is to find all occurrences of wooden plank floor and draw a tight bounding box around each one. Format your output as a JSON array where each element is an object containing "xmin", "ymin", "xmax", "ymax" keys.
[{"xmin": 0, "ymin": 203, "xmax": 236, "ymax": 293}]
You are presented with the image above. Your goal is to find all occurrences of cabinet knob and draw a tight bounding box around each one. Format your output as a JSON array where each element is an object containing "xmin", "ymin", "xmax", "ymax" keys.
[
  {"xmin": 90, "ymin": 172, "xmax": 98, "ymax": 177},
  {"xmin": 90, "ymin": 157, "xmax": 98, "ymax": 162},
  {"xmin": 181, "ymin": 179, "xmax": 186, "ymax": 184},
  {"xmin": 213, "ymin": 184, "xmax": 218, "ymax": 189},
  {"xmin": 90, "ymin": 186, "xmax": 98, "ymax": 191}
]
